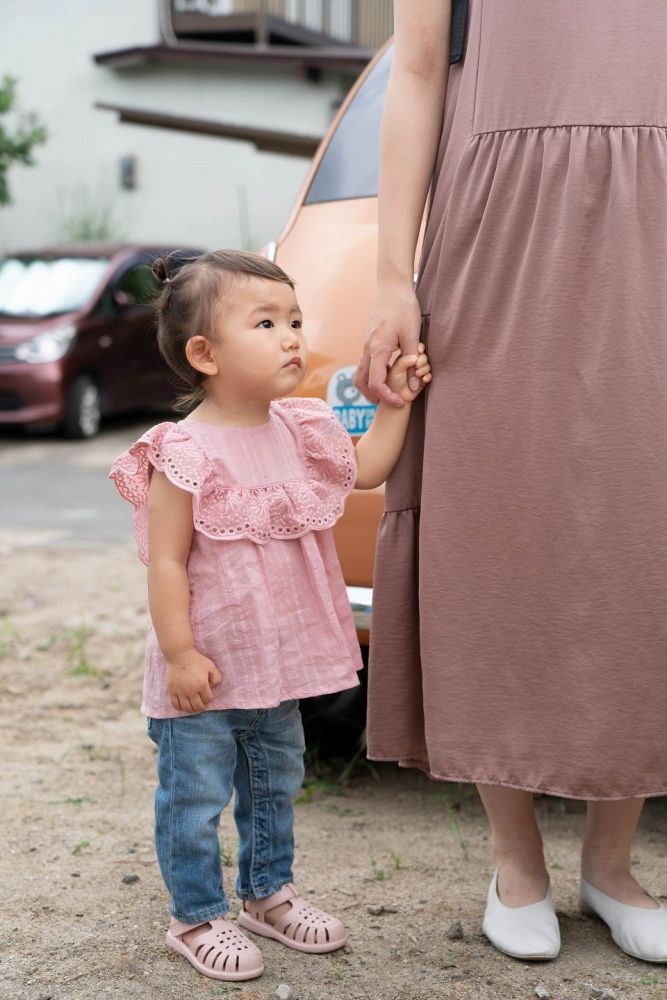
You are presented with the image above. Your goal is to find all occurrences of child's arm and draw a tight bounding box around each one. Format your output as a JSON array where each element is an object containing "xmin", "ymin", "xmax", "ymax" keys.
[
  {"xmin": 354, "ymin": 345, "xmax": 431, "ymax": 489},
  {"xmin": 147, "ymin": 470, "xmax": 222, "ymax": 714}
]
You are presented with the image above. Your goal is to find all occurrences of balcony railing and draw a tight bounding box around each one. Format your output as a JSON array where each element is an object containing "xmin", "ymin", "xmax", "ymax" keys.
[{"xmin": 171, "ymin": 0, "xmax": 394, "ymax": 51}]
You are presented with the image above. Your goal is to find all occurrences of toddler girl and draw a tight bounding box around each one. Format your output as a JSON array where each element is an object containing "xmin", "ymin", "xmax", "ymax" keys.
[{"xmin": 110, "ymin": 249, "xmax": 431, "ymax": 982}]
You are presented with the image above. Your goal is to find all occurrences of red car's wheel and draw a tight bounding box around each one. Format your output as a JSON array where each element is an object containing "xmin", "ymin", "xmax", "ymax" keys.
[{"xmin": 63, "ymin": 375, "xmax": 102, "ymax": 439}]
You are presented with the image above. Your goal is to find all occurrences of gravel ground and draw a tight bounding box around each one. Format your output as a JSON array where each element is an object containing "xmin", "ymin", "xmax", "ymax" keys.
[{"xmin": 2, "ymin": 545, "xmax": 667, "ymax": 1000}]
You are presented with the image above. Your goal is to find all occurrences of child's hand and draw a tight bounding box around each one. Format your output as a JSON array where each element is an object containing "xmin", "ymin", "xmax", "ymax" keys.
[
  {"xmin": 385, "ymin": 343, "xmax": 432, "ymax": 403},
  {"xmin": 166, "ymin": 649, "xmax": 222, "ymax": 714}
]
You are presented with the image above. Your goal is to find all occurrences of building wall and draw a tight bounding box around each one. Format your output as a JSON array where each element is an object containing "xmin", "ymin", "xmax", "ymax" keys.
[{"xmin": 0, "ymin": 0, "xmax": 354, "ymax": 254}]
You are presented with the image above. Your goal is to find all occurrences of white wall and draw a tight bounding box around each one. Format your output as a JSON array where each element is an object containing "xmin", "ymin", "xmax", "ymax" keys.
[{"xmin": 0, "ymin": 0, "xmax": 349, "ymax": 253}]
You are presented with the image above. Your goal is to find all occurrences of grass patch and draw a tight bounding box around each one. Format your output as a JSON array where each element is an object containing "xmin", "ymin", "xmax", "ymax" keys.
[
  {"xmin": 49, "ymin": 795, "xmax": 95, "ymax": 807},
  {"xmin": 66, "ymin": 625, "xmax": 100, "ymax": 678},
  {"xmin": 368, "ymin": 846, "xmax": 386, "ymax": 881},
  {"xmin": 220, "ymin": 833, "xmax": 239, "ymax": 868},
  {"xmin": 326, "ymin": 804, "xmax": 354, "ymax": 817},
  {"xmin": 295, "ymin": 778, "xmax": 345, "ymax": 805},
  {"xmin": 432, "ymin": 785, "xmax": 475, "ymax": 860},
  {"xmin": 71, "ymin": 839, "xmax": 92, "ymax": 855}
]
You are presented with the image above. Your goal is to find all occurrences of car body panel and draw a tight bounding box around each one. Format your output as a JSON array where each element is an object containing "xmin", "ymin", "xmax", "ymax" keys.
[
  {"xmin": 0, "ymin": 244, "xmax": 202, "ymax": 428},
  {"xmin": 272, "ymin": 40, "xmax": 425, "ymax": 637}
]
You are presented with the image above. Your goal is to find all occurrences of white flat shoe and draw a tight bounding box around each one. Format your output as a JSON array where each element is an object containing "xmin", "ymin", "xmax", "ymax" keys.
[
  {"xmin": 482, "ymin": 872, "xmax": 560, "ymax": 960},
  {"xmin": 579, "ymin": 878, "xmax": 667, "ymax": 963}
]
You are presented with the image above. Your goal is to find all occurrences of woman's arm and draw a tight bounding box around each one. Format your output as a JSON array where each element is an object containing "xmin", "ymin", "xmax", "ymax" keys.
[
  {"xmin": 355, "ymin": 347, "xmax": 431, "ymax": 489},
  {"xmin": 354, "ymin": 0, "xmax": 452, "ymax": 407},
  {"xmin": 147, "ymin": 470, "xmax": 221, "ymax": 714}
]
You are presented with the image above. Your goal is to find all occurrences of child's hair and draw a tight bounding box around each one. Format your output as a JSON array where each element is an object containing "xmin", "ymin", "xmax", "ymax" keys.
[{"xmin": 152, "ymin": 249, "xmax": 295, "ymax": 412}]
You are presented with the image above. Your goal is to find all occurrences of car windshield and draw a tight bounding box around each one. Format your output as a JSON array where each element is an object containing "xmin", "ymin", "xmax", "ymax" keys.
[{"xmin": 0, "ymin": 256, "xmax": 109, "ymax": 317}]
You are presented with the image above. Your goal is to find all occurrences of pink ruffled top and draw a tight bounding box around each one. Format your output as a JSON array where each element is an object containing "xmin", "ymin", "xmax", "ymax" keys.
[{"xmin": 110, "ymin": 397, "xmax": 362, "ymax": 717}]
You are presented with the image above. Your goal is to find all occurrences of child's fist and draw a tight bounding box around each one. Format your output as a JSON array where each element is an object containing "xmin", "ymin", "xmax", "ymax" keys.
[
  {"xmin": 386, "ymin": 343, "xmax": 432, "ymax": 403},
  {"xmin": 166, "ymin": 649, "xmax": 222, "ymax": 714}
]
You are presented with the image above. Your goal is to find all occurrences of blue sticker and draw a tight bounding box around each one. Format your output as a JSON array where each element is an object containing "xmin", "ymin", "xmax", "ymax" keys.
[{"xmin": 327, "ymin": 366, "xmax": 377, "ymax": 434}]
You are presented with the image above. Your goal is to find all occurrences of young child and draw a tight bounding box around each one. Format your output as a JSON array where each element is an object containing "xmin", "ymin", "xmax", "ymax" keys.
[{"xmin": 109, "ymin": 250, "xmax": 431, "ymax": 982}]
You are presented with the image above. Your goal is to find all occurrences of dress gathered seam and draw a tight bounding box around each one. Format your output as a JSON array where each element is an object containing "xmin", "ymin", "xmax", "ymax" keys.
[{"xmin": 472, "ymin": 122, "xmax": 667, "ymax": 138}]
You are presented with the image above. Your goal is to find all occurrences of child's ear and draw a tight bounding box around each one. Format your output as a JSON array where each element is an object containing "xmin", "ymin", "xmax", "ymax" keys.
[{"xmin": 185, "ymin": 335, "xmax": 218, "ymax": 376}]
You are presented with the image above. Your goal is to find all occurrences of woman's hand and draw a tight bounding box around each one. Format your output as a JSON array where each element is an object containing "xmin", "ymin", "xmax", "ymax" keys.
[
  {"xmin": 386, "ymin": 343, "xmax": 432, "ymax": 403},
  {"xmin": 166, "ymin": 648, "xmax": 222, "ymax": 714},
  {"xmin": 354, "ymin": 283, "xmax": 423, "ymax": 407}
]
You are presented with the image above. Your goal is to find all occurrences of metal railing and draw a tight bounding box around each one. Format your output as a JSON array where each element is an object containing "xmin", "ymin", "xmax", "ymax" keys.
[{"xmin": 172, "ymin": 0, "xmax": 394, "ymax": 49}]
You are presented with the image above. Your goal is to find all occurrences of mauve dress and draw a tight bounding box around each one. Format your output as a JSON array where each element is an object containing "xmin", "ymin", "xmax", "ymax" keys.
[{"xmin": 366, "ymin": 0, "xmax": 667, "ymax": 799}]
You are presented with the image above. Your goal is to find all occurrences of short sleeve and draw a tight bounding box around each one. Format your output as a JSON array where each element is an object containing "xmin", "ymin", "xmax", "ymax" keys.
[
  {"xmin": 277, "ymin": 397, "xmax": 357, "ymax": 499},
  {"xmin": 109, "ymin": 422, "xmax": 209, "ymax": 564}
]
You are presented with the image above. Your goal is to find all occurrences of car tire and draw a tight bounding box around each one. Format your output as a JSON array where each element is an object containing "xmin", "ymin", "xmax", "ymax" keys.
[{"xmin": 63, "ymin": 375, "xmax": 102, "ymax": 439}]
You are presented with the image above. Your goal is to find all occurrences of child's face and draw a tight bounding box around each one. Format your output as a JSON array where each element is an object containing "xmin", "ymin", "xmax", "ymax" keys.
[{"xmin": 207, "ymin": 276, "xmax": 308, "ymax": 401}]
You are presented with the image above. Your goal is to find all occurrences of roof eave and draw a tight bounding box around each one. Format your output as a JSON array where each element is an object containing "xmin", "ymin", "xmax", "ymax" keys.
[
  {"xmin": 95, "ymin": 103, "xmax": 322, "ymax": 158},
  {"xmin": 93, "ymin": 42, "xmax": 373, "ymax": 73}
]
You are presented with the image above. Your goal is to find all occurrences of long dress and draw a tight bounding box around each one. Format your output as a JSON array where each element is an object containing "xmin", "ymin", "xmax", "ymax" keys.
[{"xmin": 366, "ymin": 0, "xmax": 667, "ymax": 800}]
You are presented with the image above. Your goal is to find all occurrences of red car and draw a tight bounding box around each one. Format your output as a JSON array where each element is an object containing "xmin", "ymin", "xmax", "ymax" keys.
[{"xmin": 0, "ymin": 243, "xmax": 202, "ymax": 437}]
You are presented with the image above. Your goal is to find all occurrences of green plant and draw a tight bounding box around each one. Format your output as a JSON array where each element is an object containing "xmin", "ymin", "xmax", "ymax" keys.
[
  {"xmin": 36, "ymin": 630, "xmax": 64, "ymax": 652},
  {"xmin": 326, "ymin": 804, "xmax": 354, "ymax": 817},
  {"xmin": 390, "ymin": 850, "xmax": 402, "ymax": 870},
  {"xmin": 0, "ymin": 76, "xmax": 47, "ymax": 206},
  {"xmin": 72, "ymin": 838, "xmax": 94, "ymax": 855},
  {"xmin": 219, "ymin": 833, "xmax": 239, "ymax": 868},
  {"xmin": 295, "ymin": 778, "xmax": 345, "ymax": 805},
  {"xmin": 67, "ymin": 626, "xmax": 100, "ymax": 678},
  {"xmin": 56, "ymin": 184, "xmax": 124, "ymax": 243},
  {"xmin": 368, "ymin": 846, "xmax": 386, "ymax": 881},
  {"xmin": 434, "ymin": 787, "xmax": 470, "ymax": 859},
  {"xmin": 50, "ymin": 795, "xmax": 95, "ymax": 807},
  {"xmin": 338, "ymin": 730, "xmax": 371, "ymax": 786}
]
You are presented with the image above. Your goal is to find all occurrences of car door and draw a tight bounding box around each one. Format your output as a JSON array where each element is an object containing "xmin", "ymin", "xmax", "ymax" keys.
[{"xmin": 102, "ymin": 257, "xmax": 167, "ymax": 411}]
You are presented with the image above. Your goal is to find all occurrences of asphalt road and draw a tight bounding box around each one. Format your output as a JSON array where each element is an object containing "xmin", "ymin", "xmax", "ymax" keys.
[{"xmin": 0, "ymin": 414, "xmax": 164, "ymax": 550}]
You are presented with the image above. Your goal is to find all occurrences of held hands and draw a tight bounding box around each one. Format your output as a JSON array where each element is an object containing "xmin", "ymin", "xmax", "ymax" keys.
[
  {"xmin": 354, "ymin": 284, "xmax": 423, "ymax": 407},
  {"xmin": 166, "ymin": 648, "xmax": 222, "ymax": 714},
  {"xmin": 385, "ymin": 343, "xmax": 432, "ymax": 403}
]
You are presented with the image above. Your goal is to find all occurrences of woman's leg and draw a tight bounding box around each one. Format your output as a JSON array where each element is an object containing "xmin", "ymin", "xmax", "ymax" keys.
[
  {"xmin": 581, "ymin": 798, "xmax": 657, "ymax": 907},
  {"xmin": 477, "ymin": 784, "xmax": 549, "ymax": 905}
]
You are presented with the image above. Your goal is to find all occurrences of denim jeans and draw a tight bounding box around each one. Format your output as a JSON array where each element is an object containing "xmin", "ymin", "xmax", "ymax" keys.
[{"xmin": 147, "ymin": 700, "xmax": 305, "ymax": 925}]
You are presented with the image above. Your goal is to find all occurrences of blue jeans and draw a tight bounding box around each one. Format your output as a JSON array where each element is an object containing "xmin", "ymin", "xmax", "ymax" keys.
[{"xmin": 147, "ymin": 700, "xmax": 305, "ymax": 925}]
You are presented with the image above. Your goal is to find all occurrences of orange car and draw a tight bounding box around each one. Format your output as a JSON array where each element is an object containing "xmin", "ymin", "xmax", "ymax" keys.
[{"xmin": 263, "ymin": 41, "xmax": 422, "ymax": 659}]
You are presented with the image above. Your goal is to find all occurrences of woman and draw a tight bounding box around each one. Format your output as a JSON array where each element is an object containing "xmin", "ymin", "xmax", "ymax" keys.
[{"xmin": 356, "ymin": 0, "xmax": 667, "ymax": 962}]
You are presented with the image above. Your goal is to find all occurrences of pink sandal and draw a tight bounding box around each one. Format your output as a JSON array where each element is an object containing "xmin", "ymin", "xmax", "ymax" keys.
[
  {"xmin": 238, "ymin": 883, "xmax": 347, "ymax": 954},
  {"xmin": 166, "ymin": 917, "xmax": 264, "ymax": 981}
]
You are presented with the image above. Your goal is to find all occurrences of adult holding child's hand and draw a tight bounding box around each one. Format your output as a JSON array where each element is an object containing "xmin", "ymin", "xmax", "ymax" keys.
[
  {"xmin": 364, "ymin": 0, "xmax": 667, "ymax": 967},
  {"xmin": 355, "ymin": 284, "xmax": 422, "ymax": 407}
]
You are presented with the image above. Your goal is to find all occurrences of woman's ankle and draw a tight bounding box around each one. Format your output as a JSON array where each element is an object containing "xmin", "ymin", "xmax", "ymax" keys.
[
  {"xmin": 580, "ymin": 864, "xmax": 658, "ymax": 907},
  {"xmin": 493, "ymin": 852, "xmax": 549, "ymax": 906}
]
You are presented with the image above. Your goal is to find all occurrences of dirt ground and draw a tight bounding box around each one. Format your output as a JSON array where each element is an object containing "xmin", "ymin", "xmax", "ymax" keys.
[{"xmin": 2, "ymin": 544, "xmax": 667, "ymax": 1000}]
